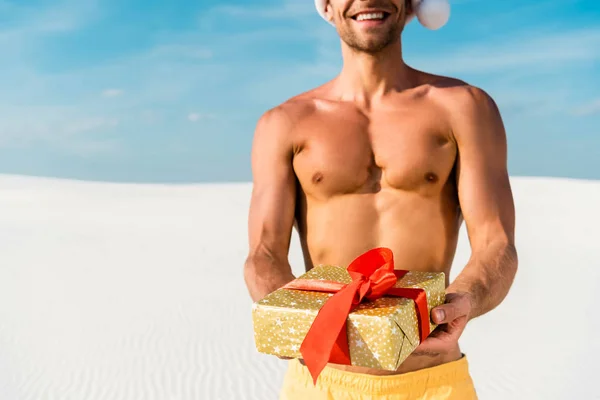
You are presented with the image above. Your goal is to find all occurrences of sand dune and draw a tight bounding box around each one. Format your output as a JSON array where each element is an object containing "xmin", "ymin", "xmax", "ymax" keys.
[{"xmin": 0, "ymin": 174, "xmax": 598, "ymax": 400}]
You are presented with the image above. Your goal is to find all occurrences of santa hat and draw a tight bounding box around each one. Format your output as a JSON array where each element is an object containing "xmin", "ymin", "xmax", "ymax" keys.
[{"xmin": 314, "ymin": 0, "xmax": 450, "ymax": 30}]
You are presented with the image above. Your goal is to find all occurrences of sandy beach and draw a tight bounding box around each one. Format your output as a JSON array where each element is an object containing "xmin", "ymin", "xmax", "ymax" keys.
[{"xmin": 0, "ymin": 174, "xmax": 598, "ymax": 400}]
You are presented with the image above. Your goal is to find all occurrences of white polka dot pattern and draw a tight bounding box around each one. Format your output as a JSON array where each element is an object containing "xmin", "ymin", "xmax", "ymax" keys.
[{"xmin": 252, "ymin": 266, "xmax": 446, "ymax": 371}]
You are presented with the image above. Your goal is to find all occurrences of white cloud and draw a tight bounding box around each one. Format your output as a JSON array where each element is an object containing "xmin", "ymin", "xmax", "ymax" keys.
[
  {"xmin": 140, "ymin": 110, "xmax": 163, "ymax": 125},
  {"xmin": 572, "ymin": 100, "xmax": 600, "ymax": 117},
  {"xmin": 187, "ymin": 113, "xmax": 216, "ymax": 122},
  {"xmin": 149, "ymin": 45, "xmax": 213, "ymax": 60},
  {"xmin": 102, "ymin": 89, "xmax": 124, "ymax": 98},
  {"xmin": 0, "ymin": 106, "xmax": 120, "ymax": 148},
  {"xmin": 56, "ymin": 138, "xmax": 122, "ymax": 156},
  {"xmin": 205, "ymin": 1, "xmax": 315, "ymax": 20},
  {"xmin": 62, "ymin": 117, "xmax": 119, "ymax": 135},
  {"xmin": 411, "ymin": 28, "xmax": 600, "ymax": 75},
  {"xmin": 0, "ymin": 0, "xmax": 98, "ymax": 41}
]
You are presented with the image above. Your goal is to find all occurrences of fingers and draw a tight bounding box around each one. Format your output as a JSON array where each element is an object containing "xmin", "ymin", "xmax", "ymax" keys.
[
  {"xmin": 432, "ymin": 303, "xmax": 463, "ymax": 324},
  {"xmin": 431, "ymin": 295, "xmax": 471, "ymax": 324},
  {"xmin": 413, "ymin": 330, "xmax": 453, "ymax": 356},
  {"xmin": 414, "ymin": 343, "xmax": 446, "ymax": 356}
]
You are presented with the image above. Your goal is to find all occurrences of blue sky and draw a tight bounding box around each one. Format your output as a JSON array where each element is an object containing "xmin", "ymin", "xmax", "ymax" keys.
[{"xmin": 0, "ymin": 0, "xmax": 598, "ymax": 183}]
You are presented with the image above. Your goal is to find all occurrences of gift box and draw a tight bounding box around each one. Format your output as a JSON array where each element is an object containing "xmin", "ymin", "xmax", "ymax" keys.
[{"xmin": 252, "ymin": 248, "xmax": 446, "ymax": 382}]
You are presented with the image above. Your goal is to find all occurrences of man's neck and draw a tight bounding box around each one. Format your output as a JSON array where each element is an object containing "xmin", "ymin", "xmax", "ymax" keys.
[{"xmin": 334, "ymin": 40, "xmax": 417, "ymax": 106}]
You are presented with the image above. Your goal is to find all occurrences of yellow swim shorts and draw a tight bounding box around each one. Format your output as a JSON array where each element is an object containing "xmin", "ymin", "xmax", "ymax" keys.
[{"xmin": 279, "ymin": 356, "xmax": 478, "ymax": 400}]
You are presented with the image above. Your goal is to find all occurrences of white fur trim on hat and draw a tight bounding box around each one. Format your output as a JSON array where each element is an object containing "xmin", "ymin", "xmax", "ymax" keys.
[{"xmin": 314, "ymin": 0, "xmax": 450, "ymax": 30}]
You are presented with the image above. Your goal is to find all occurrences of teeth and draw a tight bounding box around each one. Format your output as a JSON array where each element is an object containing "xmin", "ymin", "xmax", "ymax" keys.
[{"xmin": 356, "ymin": 12, "xmax": 385, "ymax": 21}]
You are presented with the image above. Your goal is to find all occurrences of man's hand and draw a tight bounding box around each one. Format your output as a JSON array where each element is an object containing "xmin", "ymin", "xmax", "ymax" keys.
[{"xmin": 414, "ymin": 292, "xmax": 473, "ymax": 356}]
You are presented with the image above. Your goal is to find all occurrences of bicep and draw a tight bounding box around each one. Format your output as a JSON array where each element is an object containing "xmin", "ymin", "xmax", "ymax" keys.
[
  {"xmin": 247, "ymin": 108, "xmax": 297, "ymax": 258},
  {"xmin": 453, "ymin": 88, "xmax": 516, "ymax": 250}
]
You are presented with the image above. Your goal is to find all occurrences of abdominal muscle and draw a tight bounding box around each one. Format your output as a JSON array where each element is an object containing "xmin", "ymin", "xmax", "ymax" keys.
[{"xmin": 296, "ymin": 189, "xmax": 463, "ymax": 375}]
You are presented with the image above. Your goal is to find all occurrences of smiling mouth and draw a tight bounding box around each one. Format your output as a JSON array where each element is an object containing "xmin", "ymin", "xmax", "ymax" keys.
[{"xmin": 351, "ymin": 11, "xmax": 391, "ymax": 22}]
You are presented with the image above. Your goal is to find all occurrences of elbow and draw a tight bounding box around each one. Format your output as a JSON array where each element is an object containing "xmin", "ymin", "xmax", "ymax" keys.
[
  {"xmin": 501, "ymin": 241, "xmax": 519, "ymax": 287},
  {"xmin": 508, "ymin": 241, "xmax": 518, "ymax": 274},
  {"xmin": 503, "ymin": 239, "xmax": 518, "ymax": 264},
  {"xmin": 243, "ymin": 251, "xmax": 269, "ymax": 286},
  {"xmin": 243, "ymin": 250, "xmax": 293, "ymax": 302},
  {"xmin": 243, "ymin": 255, "xmax": 260, "ymax": 300}
]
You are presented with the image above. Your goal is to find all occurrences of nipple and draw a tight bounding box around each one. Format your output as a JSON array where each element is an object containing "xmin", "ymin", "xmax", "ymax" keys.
[
  {"xmin": 312, "ymin": 172, "xmax": 324, "ymax": 184},
  {"xmin": 425, "ymin": 172, "xmax": 439, "ymax": 183}
]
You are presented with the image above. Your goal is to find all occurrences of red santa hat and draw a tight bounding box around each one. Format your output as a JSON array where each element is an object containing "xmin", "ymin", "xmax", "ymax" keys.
[{"xmin": 314, "ymin": 0, "xmax": 450, "ymax": 30}]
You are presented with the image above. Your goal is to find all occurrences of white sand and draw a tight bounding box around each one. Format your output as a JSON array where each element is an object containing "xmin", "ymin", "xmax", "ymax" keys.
[{"xmin": 0, "ymin": 174, "xmax": 598, "ymax": 400}]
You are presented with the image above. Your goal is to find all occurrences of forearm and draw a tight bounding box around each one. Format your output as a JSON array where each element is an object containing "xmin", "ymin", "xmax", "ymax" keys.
[
  {"xmin": 448, "ymin": 240, "xmax": 518, "ymax": 319},
  {"xmin": 244, "ymin": 252, "xmax": 296, "ymax": 302}
]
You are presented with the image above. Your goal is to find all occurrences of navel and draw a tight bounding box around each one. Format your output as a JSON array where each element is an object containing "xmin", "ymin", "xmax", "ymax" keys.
[
  {"xmin": 425, "ymin": 172, "xmax": 439, "ymax": 183},
  {"xmin": 312, "ymin": 172, "xmax": 324, "ymax": 184}
]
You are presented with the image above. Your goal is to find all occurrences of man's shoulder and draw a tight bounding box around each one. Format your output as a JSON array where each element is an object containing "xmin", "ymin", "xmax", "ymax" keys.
[
  {"xmin": 253, "ymin": 90, "xmax": 323, "ymax": 150},
  {"xmin": 423, "ymin": 74, "xmax": 504, "ymax": 141},
  {"xmin": 430, "ymin": 76, "xmax": 499, "ymax": 116},
  {"xmin": 424, "ymin": 75, "xmax": 498, "ymax": 113},
  {"xmin": 256, "ymin": 89, "xmax": 324, "ymax": 133}
]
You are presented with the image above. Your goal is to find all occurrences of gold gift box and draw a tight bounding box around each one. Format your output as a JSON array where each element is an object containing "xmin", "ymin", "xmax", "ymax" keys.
[{"xmin": 252, "ymin": 265, "xmax": 446, "ymax": 371}]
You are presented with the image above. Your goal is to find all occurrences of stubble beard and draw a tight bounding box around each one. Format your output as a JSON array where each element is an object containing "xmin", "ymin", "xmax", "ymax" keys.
[{"xmin": 338, "ymin": 18, "xmax": 404, "ymax": 54}]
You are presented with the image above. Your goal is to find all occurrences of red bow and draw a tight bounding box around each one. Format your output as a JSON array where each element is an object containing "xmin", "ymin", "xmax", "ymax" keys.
[{"xmin": 283, "ymin": 247, "xmax": 430, "ymax": 384}]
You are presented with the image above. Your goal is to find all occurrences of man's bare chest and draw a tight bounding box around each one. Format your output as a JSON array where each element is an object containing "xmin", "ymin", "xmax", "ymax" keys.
[{"xmin": 291, "ymin": 105, "xmax": 457, "ymax": 198}]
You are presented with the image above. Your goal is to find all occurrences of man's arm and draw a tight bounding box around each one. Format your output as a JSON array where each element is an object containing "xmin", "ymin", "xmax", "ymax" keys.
[
  {"xmin": 444, "ymin": 86, "xmax": 518, "ymax": 321},
  {"xmin": 244, "ymin": 106, "xmax": 297, "ymax": 302}
]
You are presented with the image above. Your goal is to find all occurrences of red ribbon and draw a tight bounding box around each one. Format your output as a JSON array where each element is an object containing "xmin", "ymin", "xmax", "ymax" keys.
[{"xmin": 282, "ymin": 247, "xmax": 431, "ymax": 384}]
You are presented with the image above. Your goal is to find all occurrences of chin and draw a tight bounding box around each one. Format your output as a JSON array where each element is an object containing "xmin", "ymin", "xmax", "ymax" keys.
[
  {"xmin": 345, "ymin": 35, "xmax": 398, "ymax": 53},
  {"xmin": 339, "ymin": 23, "xmax": 401, "ymax": 53}
]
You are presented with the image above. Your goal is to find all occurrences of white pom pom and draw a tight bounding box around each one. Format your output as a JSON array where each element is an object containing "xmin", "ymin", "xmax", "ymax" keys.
[
  {"xmin": 415, "ymin": 0, "xmax": 450, "ymax": 30},
  {"xmin": 314, "ymin": 0, "xmax": 327, "ymax": 20}
]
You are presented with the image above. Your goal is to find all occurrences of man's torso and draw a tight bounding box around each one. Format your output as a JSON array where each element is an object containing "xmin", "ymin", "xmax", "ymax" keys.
[{"xmin": 281, "ymin": 73, "xmax": 469, "ymax": 374}]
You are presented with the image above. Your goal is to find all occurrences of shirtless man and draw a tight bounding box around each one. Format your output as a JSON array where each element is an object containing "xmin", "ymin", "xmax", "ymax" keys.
[{"xmin": 244, "ymin": 0, "xmax": 518, "ymax": 398}]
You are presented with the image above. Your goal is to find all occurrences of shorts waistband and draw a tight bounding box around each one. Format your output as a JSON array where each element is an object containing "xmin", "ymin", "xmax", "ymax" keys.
[{"xmin": 287, "ymin": 356, "xmax": 473, "ymax": 395}]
